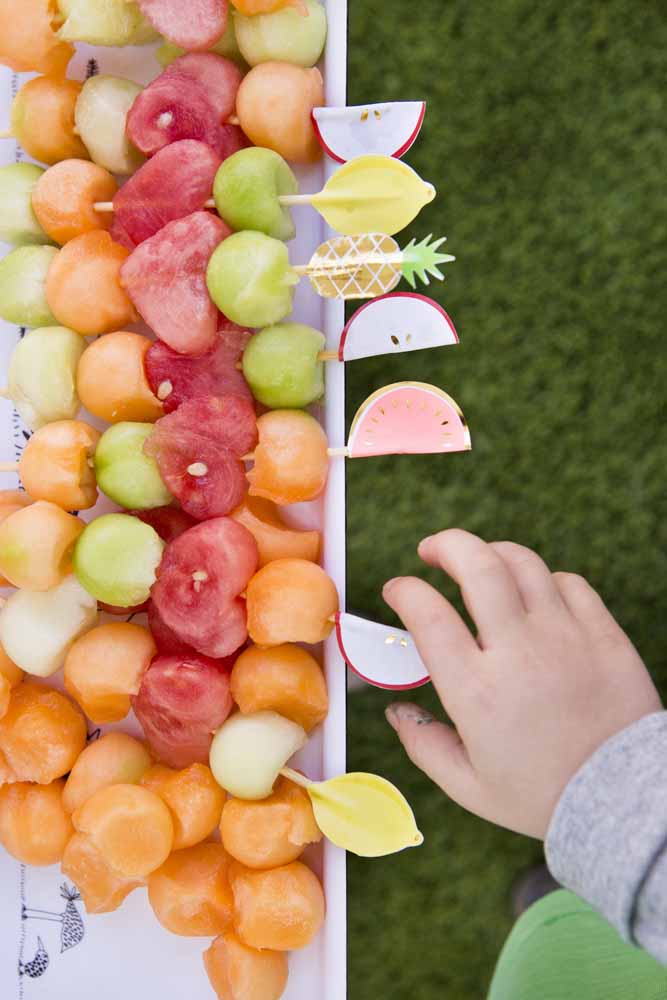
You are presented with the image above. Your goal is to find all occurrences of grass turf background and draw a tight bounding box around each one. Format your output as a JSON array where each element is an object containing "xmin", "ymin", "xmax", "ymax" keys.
[{"xmin": 344, "ymin": 2, "xmax": 667, "ymax": 997}]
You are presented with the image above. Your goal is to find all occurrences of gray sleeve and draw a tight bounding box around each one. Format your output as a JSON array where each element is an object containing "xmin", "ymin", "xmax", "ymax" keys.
[{"xmin": 545, "ymin": 711, "xmax": 667, "ymax": 964}]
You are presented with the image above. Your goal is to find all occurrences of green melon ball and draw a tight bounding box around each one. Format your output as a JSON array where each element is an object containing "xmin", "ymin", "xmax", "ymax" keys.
[
  {"xmin": 156, "ymin": 18, "xmax": 245, "ymax": 66},
  {"xmin": 214, "ymin": 148, "xmax": 298, "ymax": 242},
  {"xmin": 73, "ymin": 514, "xmax": 164, "ymax": 607},
  {"xmin": 206, "ymin": 230, "xmax": 297, "ymax": 329},
  {"xmin": 0, "ymin": 245, "xmax": 58, "ymax": 327},
  {"xmin": 56, "ymin": 0, "xmax": 159, "ymax": 45},
  {"xmin": 0, "ymin": 164, "xmax": 50, "ymax": 247},
  {"xmin": 234, "ymin": 0, "xmax": 327, "ymax": 68},
  {"xmin": 95, "ymin": 423, "xmax": 173, "ymax": 511},
  {"xmin": 243, "ymin": 322, "xmax": 325, "ymax": 408},
  {"xmin": 8, "ymin": 326, "xmax": 85, "ymax": 430},
  {"xmin": 75, "ymin": 75, "xmax": 145, "ymax": 176}
]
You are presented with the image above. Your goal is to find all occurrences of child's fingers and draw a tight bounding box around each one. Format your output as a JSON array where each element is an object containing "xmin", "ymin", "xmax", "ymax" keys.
[
  {"xmin": 385, "ymin": 702, "xmax": 479, "ymax": 809},
  {"xmin": 417, "ymin": 530, "xmax": 525, "ymax": 644},
  {"xmin": 553, "ymin": 572, "xmax": 620, "ymax": 633},
  {"xmin": 383, "ymin": 575, "xmax": 479, "ymax": 711},
  {"xmin": 489, "ymin": 541, "xmax": 566, "ymax": 612}
]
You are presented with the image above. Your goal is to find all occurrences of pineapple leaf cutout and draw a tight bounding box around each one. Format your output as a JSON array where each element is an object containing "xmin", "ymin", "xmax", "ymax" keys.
[{"xmin": 401, "ymin": 234, "xmax": 456, "ymax": 288}]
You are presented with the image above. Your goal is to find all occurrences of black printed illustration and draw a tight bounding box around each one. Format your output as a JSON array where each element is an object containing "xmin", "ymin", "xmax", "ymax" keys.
[
  {"xmin": 18, "ymin": 938, "xmax": 49, "ymax": 980},
  {"xmin": 22, "ymin": 884, "xmax": 85, "ymax": 954}
]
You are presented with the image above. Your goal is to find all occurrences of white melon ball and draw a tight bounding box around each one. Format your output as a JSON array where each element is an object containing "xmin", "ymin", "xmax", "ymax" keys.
[
  {"xmin": 56, "ymin": 0, "xmax": 158, "ymax": 46},
  {"xmin": 210, "ymin": 710, "xmax": 307, "ymax": 800},
  {"xmin": 8, "ymin": 326, "xmax": 85, "ymax": 431},
  {"xmin": 0, "ymin": 164, "xmax": 49, "ymax": 247},
  {"xmin": 75, "ymin": 76, "xmax": 145, "ymax": 176}
]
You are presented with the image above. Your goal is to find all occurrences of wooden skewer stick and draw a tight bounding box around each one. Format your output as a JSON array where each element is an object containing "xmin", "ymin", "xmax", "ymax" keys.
[
  {"xmin": 241, "ymin": 445, "xmax": 348, "ymax": 462},
  {"xmin": 0, "ymin": 462, "xmax": 19, "ymax": 473},
  {"xmin": 0, "ymin": 129, "xmax": 15, "ymax": 140},
  {"xmin": 234, "ymin": 350, "xmax": 339, "ymax": 372},
  {"xmin": 280, "ymin": 767, "xmax": 313, "ymax": 790},
  {"xmin": 94, "ymin": 191, "xmax": 315, "ymax": 214}
]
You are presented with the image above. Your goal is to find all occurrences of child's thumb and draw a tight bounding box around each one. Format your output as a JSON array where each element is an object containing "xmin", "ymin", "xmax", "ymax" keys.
[{"xmin": 386, "ymin": 702, "xmax": 477, "ymax": 808}]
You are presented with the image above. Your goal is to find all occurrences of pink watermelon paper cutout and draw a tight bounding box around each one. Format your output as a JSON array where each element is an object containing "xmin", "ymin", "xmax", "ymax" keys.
[
  {"xmin": 338, "ymin": 293, "xmax": 459, "ymax": 362},
  {"xmin": 347, "ymin": 382, "xmax": 471, "ymax": 459},
  {"xmin": 335, "ymin": 613, "xmax": 430, "ymax": 690},
  {"xmin": 312, "ymin": 102, "xmax": 426, "ymax": 164}
]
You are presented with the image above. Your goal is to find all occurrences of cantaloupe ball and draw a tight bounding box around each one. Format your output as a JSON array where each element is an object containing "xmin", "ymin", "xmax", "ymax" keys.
[
  {"xmin": 0, "ymin": 639, "xmax": 23, "ymax": 693},
  {"xmin": 148, "ymin": 843, "xmax": 234, "ymax": 937},
  {"xmin": 246, "ymin": 559, "xmax": 339, "ymax": 646},
  {"xmin": 0, "ymin": 501, "xmax": 83, "ymax": 592},
  {"xmin": 247, "ymin": 410, "xmax": 329, "ymax": 505},
  {"xmin": 231, "ymin": 644, "xmax": 328, "ymax": 732},
  {"xmin": 141, "ymin": 763, "xmax": 225, "ymax": 850},
  {"xmin": 203, "ymin": 931, "xmax": 289, "ymax": 1000},
  {"xmin": 10, "ymin": 76, "xmax": 88, "ymax": 165},
  {"xmin": 230, "ymin": 860, "xmax": 325, "ymax": 951},
  {"xmin": 221, "ymin": 776, "xmax": 321, "ymax": 869},
  {"xmin": 64, "ymin": 623, "xmax": 157, "ymax": 724},
  {"xmin": 230, "ymin": 496, "xmax": 320, "ymax": 567},
  {"xmin": 236, "ymin": 62, "xmax": 323, "ymax": 163},
  {"xmin": 46, "ymin": 230, "xmax": 137, "ymax": 336},
  {"xmin": 32, "ymin": 159, "xmax": 118, "ymax": 245},
  {"xmin": 72, "ymin": 783, "xmax": 174, "ymax": 879},
  {"xmin": 19, "ymin": 419, "xmax": 101, "ymax": 511},
  {"xmin": 0, "ymin": 779, "xmax": 73, "ymax": 866},
  {"xmin": 0, "ymin": 682, "xmax": 87, "ymax": 784},
  {"xmin": 63, "ymin": 733, "xmax": 153, "ymax": 814},
  {"xmin": 77, "ymin": 332, "xmax": 163, "ymax": 424},
  {"xmin": 0, "ymin": 491, "xmax": 32, "ymax": 588},
  {"xmin": 0, "ymin": 0, "xmax": 74, "ymax": 76},
  {"xmin": 62, "ymin": 831, "xmax": 144, "ymax": 914}
]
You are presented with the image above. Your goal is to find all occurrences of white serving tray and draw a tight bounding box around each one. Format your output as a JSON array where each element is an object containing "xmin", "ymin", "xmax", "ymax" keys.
[{"xmin": 0, "ymin": 4, "xmax": 348, "ymax": 997}]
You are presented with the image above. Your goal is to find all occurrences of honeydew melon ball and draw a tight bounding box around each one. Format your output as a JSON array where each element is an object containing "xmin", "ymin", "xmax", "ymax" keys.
[
  {"xmin": 95, "ymin": 423, "xmax": 173, "ymax": 511},
  {"xmin": 156, "ymin": 18, "xmax": 245, "ymax": 66},
  {"xmin": 73, "ymin": 514, "xmax": 164, "ymax": 607},
  {"xmin": 56, "ymin": 0, "xmax": 159, "ymax": 46},
  {"xmin": 209, "ymin": 710, "xmax": 307, "ymax": 800},
  {"xmin": 0, "ymin": 164, "xmax": 50, "ymax": 247},
  {"xmin": 0, "ymin": 575, "xmax": 98, "ymax": 678},
  {"xmin": 206, "ymin": 231, "xmax": 297, "ymax": 329},
  {"xmin": 0, "ymin": 246, "xmax": 58, "ymax": 328},
  {"xmin": 243, "ymin": 322, "xmax": 325, "ymax": 408},
  {"xmin": 75, "ymin": 76, "xmax": 145, "ymax": 177},
  {"xmin": 214, "ymin": 148, "xmax": 298, "ymax": 242},
  {"xmin": 234, "ymin": 0, "xmax": 327, "ymax": 68},
  {"xmin": 8, "ymin": 326, "xmax": 85, "ymax": 431}
]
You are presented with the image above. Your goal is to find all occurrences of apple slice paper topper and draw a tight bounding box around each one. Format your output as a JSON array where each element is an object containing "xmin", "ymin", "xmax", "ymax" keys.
[
  {"xmin": 337, "ymin": 292, "xmax": 458, "ymax": 362},
  {"xmin": 281, "ymin": 767, "xmax": 423, "ymax": 858},
  {"xmin": 292, "ymin": 232, "xmax": 455, "ymax": 301},
  {"xmin": 335, "ymin": 612, "xmax": 431, "ymax": 691},
  {"xmin": 312, "ymin": 102, "xmax": 427, "ymax": 163}
]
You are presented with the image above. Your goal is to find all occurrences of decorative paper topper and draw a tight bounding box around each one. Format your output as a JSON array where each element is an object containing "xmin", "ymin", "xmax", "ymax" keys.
[
  {"xmin": 345, "ymin": 381, "xmax": 471, "ymax": 459},
  {"xmin": 293, "ymin": 232, "xmax": 455, "ymax": 301},
  {"xmin": 281, "ymin": 767, "xmax": 424, "ymax": 857},
  {"xmin": 312, "ymin": 102, "xmax": 427, "ymax": 163},
  {"xmin": 338, "ymin": 292, "xmax": 458, "ymax": 362},
  {"xmin": 335, "ymin": 612, "xmax": 431, "ymax": 690}
]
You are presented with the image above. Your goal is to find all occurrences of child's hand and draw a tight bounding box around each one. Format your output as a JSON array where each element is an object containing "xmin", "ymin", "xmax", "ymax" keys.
[{"xmin": 383, "ymin": 530, "xmax": 662, "ymax": 839}]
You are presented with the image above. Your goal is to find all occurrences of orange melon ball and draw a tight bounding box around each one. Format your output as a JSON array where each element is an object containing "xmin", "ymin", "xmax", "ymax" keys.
[
  {"xmin": 230, "ymin": 860, "xmax": 325, "ymax": 951},
  {"xmin": 246, "ymin": 559, "xmax": 339, "ymax": 647},
  {"xmin": 0, "ymin": 1, "xmax": 74, "ymax": 77},
  {"xmin": 237, "ymin": 62, "xmax": 323, "ymax": 163},
  {"xmin": 32, "ymin": 159, "xmax": 118, "ymax": 245},
  {"xmin": 0, "ymin": 682, "xmax": 86, "ymax": 784},
  {"xmin": 63, "ymin": 733, "xmax": 153, "ymax": 815},
  {"xmin": 0, "ymin": 490, "xmax": 32, "ymax": 587},
  {"xmin": 77, "ymin": 332, "xmax": 163, "ymax": 424},
  {"xmin": 0, "ymin": 779, "xmax": 73, "ymax": 865},
  {"xmin": 10, "ymin": 76, "xmax": 88, "ymax": 165},
  {"xmin": 64, "ymin": 623, "xmax": 157, "ymax": 724},
  {"xmin": 19, "ymin": 419, "xmax": 101, "ymax": 511},
  {"xmin": 0, "ymin": 641, "xmax": 23, "ymax": 720},
  {"xmin": 0, "ymin": 501, "xmax": 83, "ymax": 591},
  {"xmin": 231, "ymin": 644, "xmax": 328, "ymax": 732},
  {"xmin": 141, "ymin": 762, "xmax": 225, "ymax": 850},
  {"xmin": 0, "ymin": 676, "xmax": 10, "ymax": 721},
  {"xmin": 72, "ymin": 783, "xmax": 174, "ymax": 879},
  {"xmin": 46, "ymin": 230, "xmax": 137, "ymax": 336},
  {"xmin": 231, "ymin": 497, "xmax": 320, "ymax": 567},
  {"xmin": 203, "ymin": 931, "xmax": 288, "ymax": 1000},
  {"xmin": 247, "ymin": 410, "xmax": 329, "ymax": 505},
  {"xmin": 220, "ymin": 777, "xmax": 321, "ymax": 870},
  {"xmin": 62, "ymin": 831, "xmax": 144, "ymax": 914},
  {"xmin": 148, "ymin": 843, "xmax": 234, "ymax": 937}
]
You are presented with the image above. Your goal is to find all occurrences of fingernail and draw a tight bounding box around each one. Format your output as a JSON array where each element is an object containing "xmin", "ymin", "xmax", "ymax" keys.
[
  {"xmin": 383, "ymin": 577, "xmax": 404, "ymax": 595},
  {"xmin": 386, "ymin": 703, "xmax": 435, "ymax": 730},
  {"xmin": 418, "ymin": 535, "xmax": 435, "ymax": 552},
  {"xmin": 385, "ymin": 704, "xmax": 400, "ymax": 731}
]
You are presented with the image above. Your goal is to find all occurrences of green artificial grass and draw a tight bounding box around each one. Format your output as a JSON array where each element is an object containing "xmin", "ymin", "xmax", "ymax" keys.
[{"xmin": 345, "ymin": 2, "xmax": 667, "ymax": 997}]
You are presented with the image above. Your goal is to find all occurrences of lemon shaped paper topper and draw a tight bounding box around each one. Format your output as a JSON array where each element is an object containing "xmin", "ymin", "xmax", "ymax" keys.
[
  {"xmin": 311, "ymin": 155, "xmax": 436, "ymax": 236},
  {"xmin": 282, "ymin": 767, "xmax": 424, "ymax": 858}
]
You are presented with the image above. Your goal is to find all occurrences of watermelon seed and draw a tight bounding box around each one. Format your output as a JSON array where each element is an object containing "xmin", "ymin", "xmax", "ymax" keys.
[
  {"xmin": 157, "ymin": 112, "xmax": 174, "ymax": 130},
  {"xmin": 157, "ymin": 380, "xmax": 173, "ymax": 401},
  {"xmin": 187, "ymin": 462, "xmax": 208, "ymax": 477}
]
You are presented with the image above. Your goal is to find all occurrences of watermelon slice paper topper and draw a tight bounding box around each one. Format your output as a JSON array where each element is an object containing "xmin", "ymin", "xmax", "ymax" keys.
[
  {"xmin": 345, "ymin": 381, "xmax": 471, "ymax": 459},
  {"xmin": 312, "ymin": 102, "xmax": 427, "ymax": 163},
  {"xmin": 338, "ymin": 292, "xmax": 458, "ymax": 362},
  {"xmin": 335, "ymin": 612, "xmax": 431, "ymax": 691}
]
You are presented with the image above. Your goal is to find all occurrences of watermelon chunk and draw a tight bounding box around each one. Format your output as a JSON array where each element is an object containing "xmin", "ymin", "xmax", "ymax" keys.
[
  {"xmin": 144, "ymin": 395, "xmax": 257, "ymax": 520},
  {"xmin": 120, "ymin": 211, "xmax": 231, "ymax": 356},
  {"xmin": 145, "ymin": 319, "xmax": 253, "ymax": 413},
  {"xmin": 126, "ymin": 53, "xmax": 246, "ymax": 158},
  {"xmin": 150, "ymin": 518, "xmax": 259, "ymax": 659},
  {"xmin": 133, "ymin": 506, "xmax": 197, "ymax": 543},
  {"xmin": 132, "ymin": 652, "xmax": 235, "ymax": 768},
  {"xmin": 136, "ymin": 0, "xmax": 228, "ymax": 53},
  {"xmin": 111, "ymin": 140, "xmax": 222, "ymax": 249},
  {"xmin": 147, "ymin": 599, "xmax": 194, "ymax": 654}
]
